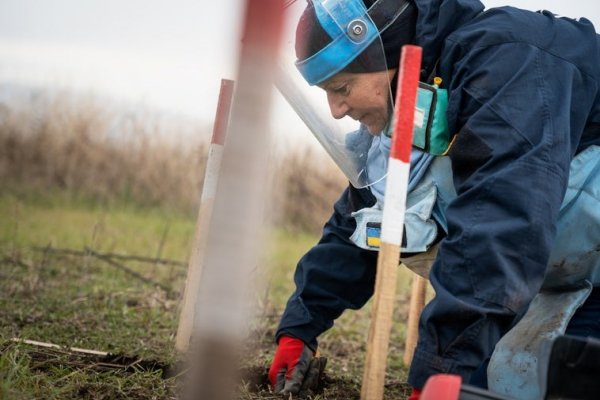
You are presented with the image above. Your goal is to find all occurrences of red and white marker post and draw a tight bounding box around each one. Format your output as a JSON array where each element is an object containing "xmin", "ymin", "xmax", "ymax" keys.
[
  {"xmin": 184, "ymin": 1, "xmax": 285, "ymax": 399},
  {"xmin": 361, "ymin": 45, "xmax": 423, "ymax": 400},
  {"xmin": 175, "ymin": 78, "xmax": 234, "ymax": 353}
]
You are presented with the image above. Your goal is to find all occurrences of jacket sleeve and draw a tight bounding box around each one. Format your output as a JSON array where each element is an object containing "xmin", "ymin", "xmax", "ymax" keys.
[
  {"xmin": 408, "ymin": 42, "xmax": 595, "ymax": 388},
  {"xmin": 275, "ymin": 185, "xmax": 378, "ymax": 349}
]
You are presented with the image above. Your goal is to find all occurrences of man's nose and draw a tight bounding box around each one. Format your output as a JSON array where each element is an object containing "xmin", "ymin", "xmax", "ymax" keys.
[{"xmin": 327, "ymin": 94, "xmax": 350, "ymax": 119}]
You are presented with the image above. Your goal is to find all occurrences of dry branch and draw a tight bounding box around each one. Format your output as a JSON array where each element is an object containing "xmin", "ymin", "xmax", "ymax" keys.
[
  {"xmin": 8, "ymin": 338, "xmax": 172, "ymax": 376},
  {"xmin": 25, "ymin": 246, "xmax": 178, "ymax": 296},
  {"xmin": 87, "ymin": 248, "xmax": 176, "ymax": 297},
  {"xmin": 31, "ymin": 246, "xmax": 186, "ymax": 267}
]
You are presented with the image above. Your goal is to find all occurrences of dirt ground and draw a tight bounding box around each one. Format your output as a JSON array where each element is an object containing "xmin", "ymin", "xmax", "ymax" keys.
[{"xmin": 240, "ymin": 363, "xmax": 411, "ymax": 399}]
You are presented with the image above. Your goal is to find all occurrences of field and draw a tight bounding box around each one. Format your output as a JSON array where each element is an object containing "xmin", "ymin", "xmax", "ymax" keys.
[
  {"xmin": 0, "ymin": 195, "xmax": 420, "ymax": 399},
  {"xmin": 0, "ymin": 92, "xmax": 420, "ymax": 399}
]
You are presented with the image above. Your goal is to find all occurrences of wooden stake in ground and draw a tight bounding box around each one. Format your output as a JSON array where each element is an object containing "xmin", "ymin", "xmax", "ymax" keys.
[
  {"xmin": 361, "ymin": 45, "xmax": 422, "ymax": 400},
  {"xmin": 175, "ymin": 78, "xmax": 234, "ymax": 353},
  {"xmin": 185, "ymin": 1, "xmax": 285, "ymax": 399},
  {"xmin": 403, "ymin": 274, "xmax": 428, "ymax": 365}
]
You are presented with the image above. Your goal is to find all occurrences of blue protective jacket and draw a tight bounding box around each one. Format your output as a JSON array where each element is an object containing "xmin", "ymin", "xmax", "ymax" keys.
[{"xmin": 276, "ymin": 0, "xmax": 600, "ymax": 389}]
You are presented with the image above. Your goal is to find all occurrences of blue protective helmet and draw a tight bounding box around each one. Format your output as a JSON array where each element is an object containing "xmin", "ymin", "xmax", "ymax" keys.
[{"xmin": 295, "ymin": 0, "xmax": 417, "ymax": 85}]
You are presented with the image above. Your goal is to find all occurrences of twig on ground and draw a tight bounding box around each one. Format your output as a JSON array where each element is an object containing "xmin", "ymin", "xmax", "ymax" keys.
[
  {"xmin": 8, "ymin": 338, "xmax": 172, "ymax": 376},
  {"xmin": 86, "ymin": 248, "xmax": 176, "ymax": 297},
  {"xmin": 0, "ymin": 254, "xmax": 33, "ymax": 269},
  {"xmin": 31, "ymin": 246, "xmax": 186, "ymax": 267}
]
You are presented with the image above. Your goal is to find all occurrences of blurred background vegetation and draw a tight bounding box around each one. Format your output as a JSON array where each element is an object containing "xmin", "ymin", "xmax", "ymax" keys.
[
  {"xmin": 0, "ymin": 90, "xmax": 422, "ymax": 399},
  {"xmin": 0, "ymin": 89, "xmax": 346, "ymax": 234}
]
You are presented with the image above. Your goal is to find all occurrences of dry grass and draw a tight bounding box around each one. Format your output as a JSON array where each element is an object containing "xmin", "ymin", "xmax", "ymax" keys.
[
  {"xmin": 0, "ymin": 91, "xmax": 207, "ymax": 212},
  {"xmin": 0, "ymin": 89, "xmax": 346, "ymax": 233},
  {"xmin": 272, "ymin": 148, "xmax": 346, "ymax": 232}
]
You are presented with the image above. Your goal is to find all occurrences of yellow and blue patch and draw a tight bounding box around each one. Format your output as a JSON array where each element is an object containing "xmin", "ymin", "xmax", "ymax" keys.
[{"xmin": 366, "ymin": 223, "xmax": 381, "ymax": 248}]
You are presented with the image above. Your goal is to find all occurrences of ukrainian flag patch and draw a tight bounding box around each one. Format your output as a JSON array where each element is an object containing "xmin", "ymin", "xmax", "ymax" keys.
[{"xmin": 366, "ymin": 223, "xmax": 381, "ymax": 248}]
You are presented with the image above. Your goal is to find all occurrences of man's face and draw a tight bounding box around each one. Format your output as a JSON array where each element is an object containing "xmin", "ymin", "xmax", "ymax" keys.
[{"xmin": 319, "ymin": 69, "xmax": 396, "ymax": 135}]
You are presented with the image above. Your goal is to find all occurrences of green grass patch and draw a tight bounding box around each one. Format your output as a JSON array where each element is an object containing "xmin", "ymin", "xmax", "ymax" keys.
[
  {"xmin": 0, "ymin": 193, "xmax": 194, "ymax": 259},
  {"xmin": 0, "ymin": 193, "xmax": 420, "ymax": 399}
]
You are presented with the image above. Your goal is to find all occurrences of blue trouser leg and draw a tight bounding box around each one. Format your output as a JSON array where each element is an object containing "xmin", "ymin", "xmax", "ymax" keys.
[{"xmin": 468, "ymin": 358, "xmax": 490, "ymax": 389}]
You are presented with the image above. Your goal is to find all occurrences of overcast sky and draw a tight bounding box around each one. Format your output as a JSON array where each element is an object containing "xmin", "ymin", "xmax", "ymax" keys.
[{"xmin": 0, "ymin": 0, "xmax": 599, "ymax": 134}]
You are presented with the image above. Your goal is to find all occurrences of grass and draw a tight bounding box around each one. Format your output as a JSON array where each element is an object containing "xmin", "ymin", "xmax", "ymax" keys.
[
  {"xmin": 0, "ymin": 195, "xmax": 188, "ymax": 399},
  {"xmin": 0, "ymin": 193, "xmax": 421, "ymax": 399},
  {"xmin": 0, "ymin": 88, "xmax": 417, "ymax": 399},
  {"xmin": 0, "ymin": 193, "xmax": 194, "ymax": 258}
]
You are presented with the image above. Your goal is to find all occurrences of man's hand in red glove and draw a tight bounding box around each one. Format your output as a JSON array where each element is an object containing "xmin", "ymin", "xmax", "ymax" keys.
[{"xmin": 268, "ymin": 335, "xmax": 326, "ymax": 395}]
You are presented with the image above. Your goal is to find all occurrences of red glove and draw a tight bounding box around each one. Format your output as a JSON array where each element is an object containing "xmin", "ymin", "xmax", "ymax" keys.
[
  {"xmin": 268, "ymin": 336, "xmax": 315, "ymax": 395},
  {"xmin": 408, "ymin": 387, "xmax": 422, "ymax": 400}
]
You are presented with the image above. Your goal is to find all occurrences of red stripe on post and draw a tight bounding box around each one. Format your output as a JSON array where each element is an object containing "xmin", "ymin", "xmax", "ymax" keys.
[
  {"xmin": 211, "ymin": 79, "xmax": 234, "ymax": 146},
  {"xmin": 212, "ymin": 0, "xmax": 284, "ymax": 147},
  {"xmin": 241, "ymin": 0, "xmax": 285, "ymax": 53},
  {"xmin": 391, "ymin": 45, "xmax": 422, "ymax": 163}
]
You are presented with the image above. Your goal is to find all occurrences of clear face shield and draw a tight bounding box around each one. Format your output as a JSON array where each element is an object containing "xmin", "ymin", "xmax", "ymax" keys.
[{"xmin": 277, "ymin": 0, "xmax": 410, "ymax": 188}]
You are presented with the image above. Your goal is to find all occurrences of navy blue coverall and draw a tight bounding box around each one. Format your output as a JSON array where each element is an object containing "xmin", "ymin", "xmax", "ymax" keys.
[{"xmin": 276, "ymin": 0, "xmax": 600, "ymax": 389}]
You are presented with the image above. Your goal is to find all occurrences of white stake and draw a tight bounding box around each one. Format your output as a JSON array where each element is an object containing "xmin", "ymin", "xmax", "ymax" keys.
[{"xmin": 175, "ymin": 78, "xmax": 234, "ymax": 353}]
